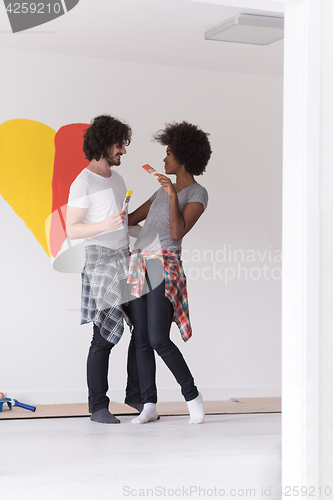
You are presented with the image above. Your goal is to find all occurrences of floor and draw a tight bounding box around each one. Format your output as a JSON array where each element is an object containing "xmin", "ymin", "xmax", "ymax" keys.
[{"xmin": 0, "ymin": 413, "xmax": 281, "ymax": 500}]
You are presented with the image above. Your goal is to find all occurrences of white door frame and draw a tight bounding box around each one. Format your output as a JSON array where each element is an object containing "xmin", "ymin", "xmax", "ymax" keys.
[
  {"xmin": 282, "ymin": 0, "xmax": 321, "ymax": 489},
  {"xmin": 190, "ymin": 0, "xmax": 323, "ymax": 488}
]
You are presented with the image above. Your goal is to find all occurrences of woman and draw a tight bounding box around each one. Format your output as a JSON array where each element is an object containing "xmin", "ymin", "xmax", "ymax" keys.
[{"xmin": 127, "ymin": 121, "xmax": 211, "ymax": 424}]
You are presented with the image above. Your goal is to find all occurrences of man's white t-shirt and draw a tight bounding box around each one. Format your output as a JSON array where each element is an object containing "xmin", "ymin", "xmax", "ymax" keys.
[{"xmin": 67, "ymin": 168, "xmax": 129, "ymax": 250}]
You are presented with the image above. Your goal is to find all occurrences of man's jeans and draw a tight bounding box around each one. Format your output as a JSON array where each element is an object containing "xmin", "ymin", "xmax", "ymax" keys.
[{"xmin": 87, "ymin": 320, "xmax": 140, "ymax": 413}]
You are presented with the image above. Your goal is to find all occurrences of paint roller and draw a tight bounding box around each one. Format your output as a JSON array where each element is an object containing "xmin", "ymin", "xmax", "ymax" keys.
[{"xmin": 0, "ymin": 394, "xmax": 36, "ymax": 413}]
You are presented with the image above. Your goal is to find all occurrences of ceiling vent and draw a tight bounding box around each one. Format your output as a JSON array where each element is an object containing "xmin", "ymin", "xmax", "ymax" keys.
[{"xmin": 204, "ymin": 14, "xmax": 284, "ymax": 46}]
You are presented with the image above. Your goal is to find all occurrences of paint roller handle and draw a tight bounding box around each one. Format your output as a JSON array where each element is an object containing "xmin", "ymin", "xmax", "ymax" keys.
[{"xmin": 12, "ymin": 399, "xmax": 36, "ymax": 412}]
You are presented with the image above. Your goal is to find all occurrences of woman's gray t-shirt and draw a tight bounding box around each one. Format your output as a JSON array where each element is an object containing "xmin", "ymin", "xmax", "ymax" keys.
[{"xmin": 134, "ymin": 182, "xmax": 208, "ymax": 252}]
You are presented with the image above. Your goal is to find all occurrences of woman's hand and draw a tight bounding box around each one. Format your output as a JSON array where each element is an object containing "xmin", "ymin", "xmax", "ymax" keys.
[{"xmin": 155, "ymin": 173, "xmax": 177, "ymax": 197}]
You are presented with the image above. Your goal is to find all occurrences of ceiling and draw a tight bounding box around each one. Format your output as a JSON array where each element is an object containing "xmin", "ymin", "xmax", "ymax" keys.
[{"xmin": 0, "ymin": 0, "xmax": 284, "ymax": 77}]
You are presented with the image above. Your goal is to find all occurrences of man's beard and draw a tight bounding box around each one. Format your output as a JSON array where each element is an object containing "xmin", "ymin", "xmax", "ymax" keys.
[{"xmin": 106, "ymin": 155, "xmax": 121, "ymax": 167}]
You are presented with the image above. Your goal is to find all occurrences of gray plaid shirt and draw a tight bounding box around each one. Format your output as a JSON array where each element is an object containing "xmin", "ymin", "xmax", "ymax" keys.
[{"xmin": 81, "ymin": 245, "xmax": 131, "ymax": 344}]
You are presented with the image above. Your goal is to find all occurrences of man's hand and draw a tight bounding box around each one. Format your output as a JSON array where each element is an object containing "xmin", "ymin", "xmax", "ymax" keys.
[
  {"xmin": 66, "ymin": 206, "xmax": 126, "ymax": 239},
  {"xmin": 104, "ymin": 210, "xmax": 126, "ymax": 231}
]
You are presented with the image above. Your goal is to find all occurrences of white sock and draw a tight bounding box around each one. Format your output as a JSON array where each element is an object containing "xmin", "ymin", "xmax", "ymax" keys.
[
  {"xmin": 187, "ymin": 392, "xmax": 205, "ymax": 424},
  {"xmin": 131, "ymin": 403, "xmax": 159, "ymax": 424}
]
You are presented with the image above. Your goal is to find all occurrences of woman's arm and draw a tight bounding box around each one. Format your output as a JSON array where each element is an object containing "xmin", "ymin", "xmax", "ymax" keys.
[
  {"xmin": 66, "ymin": 206, "xmax": 126, "ymax": 240},
  {"xmin": 128, "ymin": 224, "xmax": 142, "ymax": 238},
  {"xmin": 169, "ymin": 196, "xmax": 204, "ymax": 241},
  {"xmin": 128, "ymin": 199, "xmax": 152, "ymax": 226},
  {"xmin": 156, "ymin": 174, "xmax": 204, "ymax": 241}
]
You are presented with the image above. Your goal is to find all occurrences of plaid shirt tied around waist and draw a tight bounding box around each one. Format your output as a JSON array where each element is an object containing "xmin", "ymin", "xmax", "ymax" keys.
[
  {"xmin": 127, "ymin": 249, "xmax": 192, "ymax": 342},
  {"xmin": 81, "ymin": 245, "xmax": 131, "ymax": 344}
]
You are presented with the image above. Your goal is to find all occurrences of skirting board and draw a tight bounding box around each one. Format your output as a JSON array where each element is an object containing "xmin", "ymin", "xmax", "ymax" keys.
[{"xmin": 0, "ymin": 397, "xmax": 281, "ymax": 420}]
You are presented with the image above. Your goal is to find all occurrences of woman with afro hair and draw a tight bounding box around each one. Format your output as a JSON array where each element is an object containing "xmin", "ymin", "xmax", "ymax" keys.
[{"xmin": 126, "ymin": 121, "xmax": 211, "ymax": 424}]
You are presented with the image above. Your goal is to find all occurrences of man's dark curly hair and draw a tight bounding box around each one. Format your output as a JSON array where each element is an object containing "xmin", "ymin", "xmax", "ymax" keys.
[
  {"xmin": 153, "ymin": 121, "xmax": 212, "ymax": 176},
  {"xmin": 83, "ymin": 114, "xmax": 132, "ymax": 161}
]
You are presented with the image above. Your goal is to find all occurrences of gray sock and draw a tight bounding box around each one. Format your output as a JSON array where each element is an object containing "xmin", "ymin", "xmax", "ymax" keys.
[{"xmin": 90, "ymin": 408, "xmax": 120, "ymax": 424}]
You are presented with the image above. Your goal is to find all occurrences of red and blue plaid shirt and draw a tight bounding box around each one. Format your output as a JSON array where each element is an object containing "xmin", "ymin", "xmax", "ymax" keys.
[{"xmin": 127, "ymin": 249, "xmax": 192, "ymax": 342}]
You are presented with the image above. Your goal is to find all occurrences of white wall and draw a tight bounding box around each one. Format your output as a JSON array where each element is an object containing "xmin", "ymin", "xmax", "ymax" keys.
[{"xmin": 0, "ymin": 47, "xmax": 283, "ymax": 404}]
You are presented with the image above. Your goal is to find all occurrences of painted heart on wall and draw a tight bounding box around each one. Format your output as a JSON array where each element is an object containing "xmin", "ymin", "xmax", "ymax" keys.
[{"xmin": 0, "ymin": 118, "xmax": 89, "ymax": 259}]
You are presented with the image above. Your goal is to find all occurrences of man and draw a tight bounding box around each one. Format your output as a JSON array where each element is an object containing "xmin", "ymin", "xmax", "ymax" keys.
[{"xmin": 66, "ymin": 114, "xmax": 141, "ymax": 424}]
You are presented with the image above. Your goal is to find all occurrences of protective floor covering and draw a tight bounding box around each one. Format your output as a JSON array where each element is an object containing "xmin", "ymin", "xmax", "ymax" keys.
[{"xmin": 0, "ymin": 397, "xmax": 281, "ymax": 419}]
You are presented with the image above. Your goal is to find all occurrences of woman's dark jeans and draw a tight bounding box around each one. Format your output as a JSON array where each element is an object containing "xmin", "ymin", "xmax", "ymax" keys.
[{"xmin": 128, "ymin": 259, "xmax": 198, "ymax": 404}]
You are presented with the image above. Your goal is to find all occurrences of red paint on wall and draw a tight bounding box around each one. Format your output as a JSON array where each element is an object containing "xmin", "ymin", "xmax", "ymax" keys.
[{"xmin": 50, "ymin": 123, "xmax": 89, "ymax": 257}]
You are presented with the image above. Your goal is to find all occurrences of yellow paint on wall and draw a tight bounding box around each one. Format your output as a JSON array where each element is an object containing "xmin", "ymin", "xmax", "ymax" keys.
[{"xmin": 0, "ymin": 119, "xmax": 56, "ymax": 256}]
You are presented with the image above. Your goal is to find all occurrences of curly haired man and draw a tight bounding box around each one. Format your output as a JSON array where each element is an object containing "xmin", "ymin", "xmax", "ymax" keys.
[{"xmin": 66, "ymin": 115, "xmax": 140, "ymax": 424}]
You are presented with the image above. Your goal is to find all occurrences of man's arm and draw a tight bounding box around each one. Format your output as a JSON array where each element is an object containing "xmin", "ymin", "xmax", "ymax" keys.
[{"xmin": 66, "ymin": 206, "xmax": 126, "ymax": 240}]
